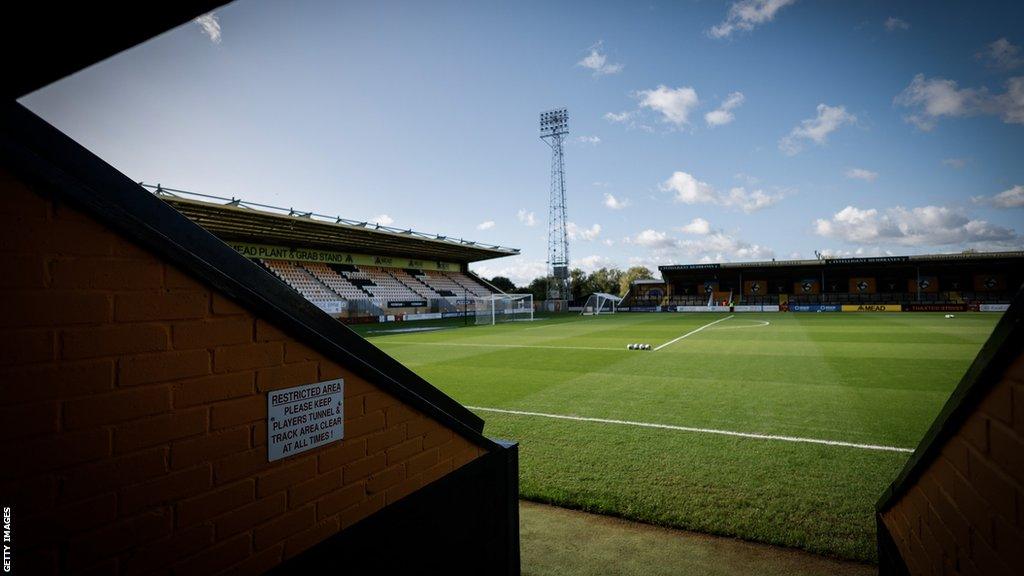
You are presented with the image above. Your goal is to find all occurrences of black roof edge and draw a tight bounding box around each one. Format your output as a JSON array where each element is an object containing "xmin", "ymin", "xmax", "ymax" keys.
[
  {"xmin": 876, "ymin": 282, "xmax": 1024, "ymax": 512},
  {"xmin": 6, "ymin": 2, "xmax": 228, "ymax": 100},
  {"xmin": 1, "ymin": 101, "xmax": 496, "ymax": 451}
]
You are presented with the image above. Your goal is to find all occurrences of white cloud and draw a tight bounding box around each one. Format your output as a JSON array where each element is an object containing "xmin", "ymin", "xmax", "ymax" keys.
[
  {"xmin": 372, "ymin": 214, "xmax": 394, "ymax": 226},
  {"xmin": 721, "ymin": 187, "xmax": 783, "ymax": 212},
  {"xmin": 631, "ymin": 229, "xmax": 677, "ymax": 249},
  {"xmin": 603, "ymin": 193, "xmax": 630, "ymax": 210},
  {"xmin": 708, "ymin": 0, "xmax": 797, "ymax": 39},
  {"xmin": 894, "ymin": 74, "xmax": 1024, "ymax": 130},
  {"xmin": 577, "ymin": 42, "xmax": 624, "ymax": 77},
  {"xmin": 661, "ymin": 171, "xmax": 717, "ymax": 204},
  {"xmin": 884, "ymin": 17, "xmax": 910, "ymax": 32},
  {"xmin": 942, "ymin": 158, "xmax": 968, "ymax": 169},
  {"xmin": 814, "ymin": 205, "xmax": 1019, "ymax": 247},
  {"xmin": 567, "ymin": 222, "xmax": 602, "ymax": 241},
  {"xmin": 517, "ymin": 209, "xmax": 536, "ymax": 227},
  {"xmin": 576, "ymin": 255, "xmax": 617, "ymax": 272},
  {"xmin": 779, "ymin": 104, "xmax": 856, "ymax": 155},
  {"xmin": 195, "ymin": 14, "xmax": 222, "ymax": 44},
  {"xmin": 845, "ymin": 168, "xmax": 879, "ymax": 182},
  {"xmin": 602, "ymin": 239, "xmax": 615, "ymax": 246},
  {"xmin": 977, "ymin": 38, "xmax": 1024, "ymax": 70},
  {"xmin": 604, "ymin": 111, "xmax": 635, "ymax": 124},
  {"xmin": 575, "ymin": 135, "xmax": 601, "ymax": 145},
  {"xmin": 680, "ymin": 218, "xmax": 711, "ymax": 235},
  {"xmin": 660, "ymin": 171, "xmax": 784, "ymax": 212},
  {"xmin": 477, "ymin": 220, "xmax": 495, "ymax": 230},
  {"xmin": 705, "ymin": 92, "xmax": 745, "ymax": 127},
  {"xmin": 680, "ymin": 232, "xmax": 775, "ymax": 261},
  {"xmin": 973, "ymin": 185, "xmax": 1024, "ymax": 208},
  {"xmin": 637, "ymin": 85, "xmax": 700, "ymax": 127},
  {"xmin": 629, "ymin": 228, "xmax": 774, "ymax": 262},
  {"xmin": 470, "ymin": 258, "xmax": 547, "ymax": 286}
]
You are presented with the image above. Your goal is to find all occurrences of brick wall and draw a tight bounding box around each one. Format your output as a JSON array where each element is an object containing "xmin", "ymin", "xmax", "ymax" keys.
[
  {"xmin": 881, "ymin": 353, "xmax": 1024, "ymax": 576},
  {"xmin": 0, "ymin": 168, "xmax": 486, "ymax": 575}
]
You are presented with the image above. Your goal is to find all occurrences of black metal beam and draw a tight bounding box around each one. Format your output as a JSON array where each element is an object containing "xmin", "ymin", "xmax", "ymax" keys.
[{"xmin": 5, "ymin": 3, "xmax": 228, "ymax": 100}]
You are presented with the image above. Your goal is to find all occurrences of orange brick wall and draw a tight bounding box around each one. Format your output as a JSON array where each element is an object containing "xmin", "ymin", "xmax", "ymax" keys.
[
  {"xmin": 881, "ymin": 354, "xmax": 1024, "ymax": 576},
  {"xmin": 0, "ymin": 169, "xmax": 486, "ymax": 575}
]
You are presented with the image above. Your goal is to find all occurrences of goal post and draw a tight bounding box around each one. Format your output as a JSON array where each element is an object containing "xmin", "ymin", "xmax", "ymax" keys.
[
  {"xmin": 474, "ymin": 293, "xmax": 534, "ymax": 325},
  {"xmin": 581, "ymin": 292, "xmax": 622, "ymax": 316}
]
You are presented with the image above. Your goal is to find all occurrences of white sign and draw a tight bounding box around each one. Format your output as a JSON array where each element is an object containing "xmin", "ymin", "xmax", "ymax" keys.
[
  {"xmin": 732, "ymin": 305, "xmax": 781, "ymax": 312},
  {"xmin": 980, "ymin": 303, "xmax": 1010, "ymax": 312},
  {"xmin": 676, "ymin": 305, "xmax": 731, "ymax": 312},
  {"xmin": 267, "ymin": 379, "xmax": 344, "ymax": 462}
]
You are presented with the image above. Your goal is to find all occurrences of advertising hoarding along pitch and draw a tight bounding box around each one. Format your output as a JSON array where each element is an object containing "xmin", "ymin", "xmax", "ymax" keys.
[{"xmin": 841, "ymin": 304, "xmax": 902, "ymax": 312}]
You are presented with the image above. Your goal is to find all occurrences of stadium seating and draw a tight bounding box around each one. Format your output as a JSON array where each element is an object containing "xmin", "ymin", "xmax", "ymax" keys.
[
  {"xmin": 409, "ymin": 270, "xmax": 466, "ymax": 298},
  {"xmin": 445, "ymin": 271, "xmax": 492, "ymax": 297},
  {"xmin": 261, "ymin": 260, "xmax": 345, "ymax": 307},
  {"xmin": 261, "ymin": 260, "xmax": 498, "ymax": 311},
  {"xmin": 360, "ymin": 266, "xmax": 427, "ymax": 302},
  {"xmin": 392, "ymin": 268, "xmax": 443, "ymax": 299},
  {"xmin": 303, "ymin": 262, "xmax": 369, "ymax": 300}
]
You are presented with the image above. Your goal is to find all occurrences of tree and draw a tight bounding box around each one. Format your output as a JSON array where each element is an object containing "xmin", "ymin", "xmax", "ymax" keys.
[
  {"xmin": 588, "ymin": 267, "xmax": 624, "ymax": 296},
  {"xmin": 568, "ymin": 268, "xmax": 589, "ymax": 301},
  {"xmin": 619, "ymin": 266, "xmax": 655, "ymax": 296},
  {"xmin": 525, "ymin": 277, "xmax": 549, "ymax": 301},
  {"xmin": 488, "ymin": 276, "xmax": 516, "ymax": 293}
]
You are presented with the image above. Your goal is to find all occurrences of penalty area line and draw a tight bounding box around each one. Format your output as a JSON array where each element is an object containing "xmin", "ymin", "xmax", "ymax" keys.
[
  {"xmin": 467, "ymin": 406, "xmax": 914, "ymax": 454},
  {"xmin": 653, "ymin": 315, "xmax": 734, "ymax": 351}
]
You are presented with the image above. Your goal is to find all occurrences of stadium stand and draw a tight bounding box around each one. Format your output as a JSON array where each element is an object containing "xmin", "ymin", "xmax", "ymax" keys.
[
  {"xmin": 447, "ymin": 271, "xmax": 493, "ymax": 297},
  {"xmin": 362, "ymin": 266, "xmax": 426, "ymax": 301},
  {"xmin": 393, "ymin": 267, "xmax": 445, "ymax": 299},
  {"xmin": 127, "ymin": 188, "xmax": 516, "ymax": 318},
  {"xmin": 303, "ymin": 261, "xmax": 371, "ymax": 299},
  {"xmin": 0, "ymin": 6, "xmax": 521, "ymax": 572},
  {"xmin": 261, "ymin": 258, "xmax": 345, "ymax": 307},
  {"xmin": 411, "ymin": 269, "xmax": 469, "ymax": 298},
  {"xmin": 625, "ymin": 253, "xmax": 1024, "ymax": 310}
]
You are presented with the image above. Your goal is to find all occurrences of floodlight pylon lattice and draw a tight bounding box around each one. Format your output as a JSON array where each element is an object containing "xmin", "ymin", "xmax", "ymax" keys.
[{"xmin": 540, "ymin": 108, "xmax": 570, "ymax": 302}]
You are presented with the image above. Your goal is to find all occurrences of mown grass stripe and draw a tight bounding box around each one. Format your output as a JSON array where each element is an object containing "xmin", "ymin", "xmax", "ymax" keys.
[
  {"xmin": 468, "ymin": 406, "xmax": 915, "ymax": 453},
  {"xmin": 653, "ymin": 315, "xmax": 735, "ymax": 351},
  {"xmin": 383, "ymin": 341, "xmax": 626, "ymax": 351}
]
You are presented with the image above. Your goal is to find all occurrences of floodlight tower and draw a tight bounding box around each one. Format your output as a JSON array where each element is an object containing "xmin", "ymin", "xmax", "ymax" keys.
[{"xmin": 540, "ymin": 108, "xmax": 570, "ymax": 303}]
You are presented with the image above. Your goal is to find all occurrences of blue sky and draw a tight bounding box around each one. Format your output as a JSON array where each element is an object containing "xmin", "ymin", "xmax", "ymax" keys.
[{"xmin": 21, "ymin": 0, "xmax": 1024, "ymax": 285}]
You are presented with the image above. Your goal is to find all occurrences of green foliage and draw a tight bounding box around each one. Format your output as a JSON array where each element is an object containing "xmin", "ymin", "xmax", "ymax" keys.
[
  {"xmin": 511, "ymin": 266, "xmax": 649, "ymax": 300},
  {"xmin": 620, "ymin": 266, "xmax": 654, "ymax": 296},
  {"xmin": 360, "ymin": 312, "xmax": 999, "ymax": 562},
  {"xmin": 488, "ymin": 275, "xmax": 517, "ymax": 293}
]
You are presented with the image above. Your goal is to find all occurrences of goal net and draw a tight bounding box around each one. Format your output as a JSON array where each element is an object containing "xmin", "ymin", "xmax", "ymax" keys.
[
  {"xmin": 474, "ymin": 293, "xmax": 534, "ymax": 325},
  {"xmin": 581, "ymin": 292, "xmax": 622, "ymax": 315}
]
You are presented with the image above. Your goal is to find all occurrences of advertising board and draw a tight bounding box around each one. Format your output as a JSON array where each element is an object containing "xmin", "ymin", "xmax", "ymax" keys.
[
  {"xmin": 790, "ymin": 304, "xmax": 840, "ymax": 312},
  {"xmin": 841, "ymin": 304, "xmax": 902, "ymax": 312}
]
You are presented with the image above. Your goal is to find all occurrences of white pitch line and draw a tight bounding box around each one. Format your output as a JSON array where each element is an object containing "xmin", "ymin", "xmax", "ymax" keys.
[
  {"xmin": 653, "ymin": 315, "xmax": 734, "ymax": 351},
  {"xmin": 467, "ymin": 406, "xmax": 914, "ymax": 454},
  {"xmin": 710, "ymin": 320, "xmax": 771, "ymax": 330},
  {"xmin": 380, "ymin": 341, "xmax": 624, "ymax": 352}
]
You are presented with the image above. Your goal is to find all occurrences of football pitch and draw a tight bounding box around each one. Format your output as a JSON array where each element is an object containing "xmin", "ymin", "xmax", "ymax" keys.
[{"xmin": 356, "ymin": 312, "xmax": 1000, "ymax": 562}]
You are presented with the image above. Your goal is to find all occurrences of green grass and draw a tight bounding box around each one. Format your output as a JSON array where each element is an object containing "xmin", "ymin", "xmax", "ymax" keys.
[{"xmin": 355, "ymin": 312, "xmax": 999, "ymax": 562}]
